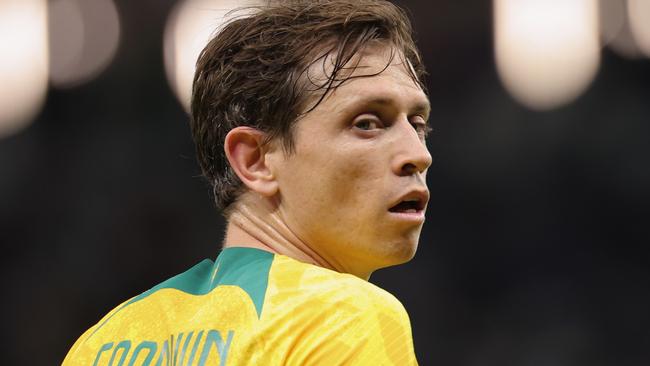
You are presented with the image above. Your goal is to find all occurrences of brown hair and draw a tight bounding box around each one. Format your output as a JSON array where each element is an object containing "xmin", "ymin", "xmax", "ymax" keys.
[{"xmin": 190, "ymin": 0, "xmax": 426, "ymax": 213}]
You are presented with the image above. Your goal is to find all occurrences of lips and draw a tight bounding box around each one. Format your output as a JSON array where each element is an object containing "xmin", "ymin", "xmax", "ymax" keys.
[{"xmin": 388, "ymin": 189, "xmax": 429, "ymax": 214}]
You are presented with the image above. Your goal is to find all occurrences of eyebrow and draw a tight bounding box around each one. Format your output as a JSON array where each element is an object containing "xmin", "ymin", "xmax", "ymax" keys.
[{"xmin": 355, "ymin": 96, "xmax": 431, "ymax": 122}]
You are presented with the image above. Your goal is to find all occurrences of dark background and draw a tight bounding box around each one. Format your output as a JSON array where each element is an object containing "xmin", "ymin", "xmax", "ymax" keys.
[{"xmin": 1, "ymin": 1, "xmax": 649, "ymax": 365}]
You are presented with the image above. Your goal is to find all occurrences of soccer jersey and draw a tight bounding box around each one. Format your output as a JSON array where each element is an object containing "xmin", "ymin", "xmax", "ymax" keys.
[{"xmin": 63, "ymin": 247, "xmax": 418, "ymax": 365}]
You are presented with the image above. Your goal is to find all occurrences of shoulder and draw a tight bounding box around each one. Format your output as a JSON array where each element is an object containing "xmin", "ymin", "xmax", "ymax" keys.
[
  {"xmin": 311, "ymin": 269, "xmax": 412, "ymax": 334},
  {"xmin": 267, "ymin": 256, "xmax": 417, "ymax": 365},
  {"xmin": 62, "ymin": 259, "xmax": 216, "ymax": 365},
  {"xmin": 271, "ymin": 254, "xmax": 408, "ymax": 317}
]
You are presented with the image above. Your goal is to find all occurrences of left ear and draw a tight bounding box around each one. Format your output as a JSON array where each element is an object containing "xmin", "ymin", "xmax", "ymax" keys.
[{"xmin": 224, "ymin": 126, "xmax": 279, "ymax": 197}]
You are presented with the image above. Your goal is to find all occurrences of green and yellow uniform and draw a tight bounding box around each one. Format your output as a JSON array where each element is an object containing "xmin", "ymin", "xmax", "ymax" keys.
[{"xmin": 63, "ymin": 247, "xmax": 418, "ymax": 365}]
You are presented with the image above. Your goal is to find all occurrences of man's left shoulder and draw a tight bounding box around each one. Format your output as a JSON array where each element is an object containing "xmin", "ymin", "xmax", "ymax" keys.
[
  {"xmin": 271, "ymin": 263, "xmax": 417, "ymax": 365},
  {"xmin": 332, "ymin": 272, "xmax": 407, "ymax": 313},
  {"xmin": 283, "ymin": 261, "xmax": 410, "ymax": 320}
]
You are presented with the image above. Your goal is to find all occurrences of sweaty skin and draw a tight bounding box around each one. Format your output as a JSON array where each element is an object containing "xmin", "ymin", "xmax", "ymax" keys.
[{"xmin": 224, "ymin": 44, "xmax": 432, "ymax": 280}]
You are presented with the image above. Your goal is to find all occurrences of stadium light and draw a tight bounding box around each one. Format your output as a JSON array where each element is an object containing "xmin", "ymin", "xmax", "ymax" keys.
[
  {"xmin": 494, "ymin": 0, "xmax": 600, "ymax": 110},
  {"xmin": 163, "ymin": 0, "xmax": 261, "ymax": 112},
  {"xmin": 600, "ymin": 0, "xmax": 644, "ymax": 59},
  {"xmin": 48, "ymin": 0, "xmax": 121, "ymax": 88},
  {"xmin": 628, "ymin": 0, "xmax": 650, "ymax": 57},
  {"xmin": 0, "ymin": 0, "xmax": 48, "ymax": 139}
]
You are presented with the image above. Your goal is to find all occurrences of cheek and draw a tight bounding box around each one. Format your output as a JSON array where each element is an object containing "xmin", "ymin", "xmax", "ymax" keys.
[{"xmin": 304, "ymin": 144, "xmax": 387, "ymax": 216}]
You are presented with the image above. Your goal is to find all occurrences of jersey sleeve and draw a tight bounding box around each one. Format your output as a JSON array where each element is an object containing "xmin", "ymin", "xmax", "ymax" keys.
[
  {"xmin": 285, "ymin": 285, "xmax": 419, "ymax": 366},
  {"xmin": 62, "ymin": 296, "xmax": 135, "ymax": 365}
]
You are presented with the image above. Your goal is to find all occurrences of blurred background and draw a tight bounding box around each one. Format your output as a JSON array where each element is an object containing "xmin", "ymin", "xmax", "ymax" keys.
[{"xmin": 1, "ymin": 0, "xmax": 649, "ymax": 364}]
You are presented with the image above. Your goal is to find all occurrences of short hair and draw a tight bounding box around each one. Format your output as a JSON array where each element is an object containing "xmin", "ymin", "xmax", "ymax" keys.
[{"xmin": 190, "ymin": 0, "xmax": 426, "ymax": 213}]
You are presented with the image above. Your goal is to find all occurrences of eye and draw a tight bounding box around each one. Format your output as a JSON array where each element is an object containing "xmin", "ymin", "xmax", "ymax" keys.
[
  {"xmin": 410, "ymin": 116, "xmax": 432, "ymax": 138},
  {"xmin": 353, "ymin": 117, "xmax": 383, "ymax": 131}
]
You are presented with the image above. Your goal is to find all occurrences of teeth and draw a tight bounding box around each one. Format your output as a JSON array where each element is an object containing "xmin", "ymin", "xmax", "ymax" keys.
[{"xmin": 404, "ymin": 209, "xmax": 417, "ymax": 213}]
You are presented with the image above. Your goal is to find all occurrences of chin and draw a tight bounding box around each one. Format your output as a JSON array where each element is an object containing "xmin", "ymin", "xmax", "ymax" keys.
[
  {"xmin": 373, "ymin": 237, "xmax": 419, "ymax": 269},
  {"xmin": 394, "ymin": 239, "xmax": 419, "ymax": 263}
]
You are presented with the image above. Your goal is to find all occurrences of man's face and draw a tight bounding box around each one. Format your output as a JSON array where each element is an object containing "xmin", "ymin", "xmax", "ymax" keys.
[{"xmin": 270, "ymin": 44, "xmax": 432, "ymax": 278}]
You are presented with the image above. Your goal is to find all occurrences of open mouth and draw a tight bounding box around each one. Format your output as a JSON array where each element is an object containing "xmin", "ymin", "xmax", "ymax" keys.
[{"xmin": 388, "ymin": 198, "xmax": 425, "ymax": 214}]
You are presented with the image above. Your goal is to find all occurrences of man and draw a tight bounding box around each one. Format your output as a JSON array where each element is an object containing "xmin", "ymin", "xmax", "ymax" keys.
[{"xmin": 63, "ymin": 0, "xmax": 431, "ymax": 364}]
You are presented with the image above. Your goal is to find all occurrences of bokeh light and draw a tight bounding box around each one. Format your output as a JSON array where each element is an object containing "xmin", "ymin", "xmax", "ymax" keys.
[
  {"xmin": 599, "ymin": 0, "xmax": 626, "ymax": 45},
  {"xmin": 48, "ymin": 0, "xmax": 121, "ymax": 88},
  {"xmin": 163, "ymin": 0, "xmax": 261, "ymax": 112},
  {"xmin": 600, "ymin": 0, "xmax": 644, "ymax": 59},
  {"xmin": 494, "ymin": 0, "xmax": 600, "ymax": 110},
  {"xmin": 0, "ymin": 0, "xmax": 48, "ymax": 139},
  {"xmin": 628, "ymin": 0, "xmax": 650, "ymax": 57}
]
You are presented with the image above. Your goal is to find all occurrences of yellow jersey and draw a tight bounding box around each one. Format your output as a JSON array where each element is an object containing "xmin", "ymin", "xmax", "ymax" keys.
[{"xmin": 63, "ymin": 247, "xmax": 418, "ymax": 365}]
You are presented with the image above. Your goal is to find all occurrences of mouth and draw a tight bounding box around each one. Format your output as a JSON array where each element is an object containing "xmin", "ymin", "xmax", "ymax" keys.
[{"xmin": 388, "ymin": 190, "xmax": 429, "ymax": 218}]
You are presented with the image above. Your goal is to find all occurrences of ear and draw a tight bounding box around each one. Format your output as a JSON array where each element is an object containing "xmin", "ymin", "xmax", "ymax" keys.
[{"xmin": 224, "ymin": 126, "xmax": 279, "ymax": 197}]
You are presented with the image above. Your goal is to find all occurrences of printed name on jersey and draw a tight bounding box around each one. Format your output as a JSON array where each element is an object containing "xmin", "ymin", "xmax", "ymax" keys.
[{"xmin": 92, "ymin": 329, "xmax": 234, "ymax": 366}]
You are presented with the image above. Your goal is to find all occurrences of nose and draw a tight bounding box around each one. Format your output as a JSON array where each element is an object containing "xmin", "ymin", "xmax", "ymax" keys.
[{"xmin": 392, "ymin": 119, "xmax": 432, "ymax": 177}]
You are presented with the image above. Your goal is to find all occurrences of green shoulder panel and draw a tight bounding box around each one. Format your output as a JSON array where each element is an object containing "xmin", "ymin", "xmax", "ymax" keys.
[
  {"xmin": 90, "ymin": 247, "xmax": 274, "ymax": 338},
  {"xmin": 208, "ymin": 247, "xmax": 275, "ymax": 317}
]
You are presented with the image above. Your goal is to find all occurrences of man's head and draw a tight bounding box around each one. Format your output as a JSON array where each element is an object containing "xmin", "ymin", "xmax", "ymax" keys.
[
  {"xmin": 191, "ymin": 0, "xmax": 426, "ymax": 210},
  {"xmin": 191, "ymin": 0, "xmax": 431, "ymax": 276}
]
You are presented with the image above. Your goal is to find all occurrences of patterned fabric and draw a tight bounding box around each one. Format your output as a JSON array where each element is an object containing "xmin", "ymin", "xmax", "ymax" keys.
[{"xmin": 63, "ymin": 247, "xmax": 418, "ymax": 365}]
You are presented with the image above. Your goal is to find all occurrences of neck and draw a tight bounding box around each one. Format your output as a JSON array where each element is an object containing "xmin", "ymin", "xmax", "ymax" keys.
[{"xmin": 222, "ymin": 192, "xmax": 346, "ymax": 275}]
